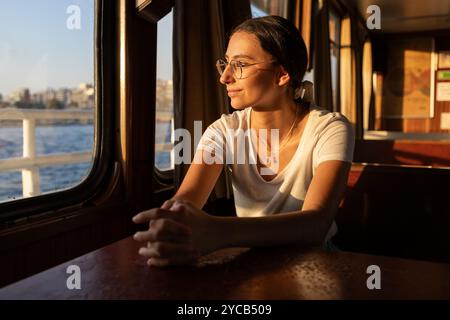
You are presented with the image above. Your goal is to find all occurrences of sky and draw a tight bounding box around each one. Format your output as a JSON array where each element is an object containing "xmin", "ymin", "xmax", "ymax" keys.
[
  {"xmin": 0, "ymin": 1, "xmax": 265, "ymax": 98},
  {"xmin": 0, "ymin": 0, "xmax": 94, "ymax": 97},
  {"xmin": 156, "ymin": 9, "xmax": 173, "ymax": 82}
]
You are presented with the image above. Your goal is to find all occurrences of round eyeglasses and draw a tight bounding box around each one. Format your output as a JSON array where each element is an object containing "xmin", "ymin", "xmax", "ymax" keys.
[{"xmin": 215, "ymin": 59, "xmax": 277, "ymax": 79}]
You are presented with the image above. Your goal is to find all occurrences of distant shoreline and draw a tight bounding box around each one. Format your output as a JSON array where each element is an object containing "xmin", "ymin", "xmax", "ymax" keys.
[{"xmin": 0, "ymin": 120, "xmax": 94, "ymax": 128}]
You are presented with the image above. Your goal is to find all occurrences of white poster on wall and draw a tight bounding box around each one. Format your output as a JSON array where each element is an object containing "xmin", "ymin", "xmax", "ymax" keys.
[
  {"xmin": 441, "ymin": 112, "xmax": 450, "ymax": 130},
  {"xmin": 436, "ymin": 82, "xmax": 450, "ymax": 101}
]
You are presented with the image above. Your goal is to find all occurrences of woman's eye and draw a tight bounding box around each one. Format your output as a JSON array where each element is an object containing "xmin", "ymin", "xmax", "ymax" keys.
[{"xmin": 236, "ymin": 61, "xmax": 248, "ymax": 67}]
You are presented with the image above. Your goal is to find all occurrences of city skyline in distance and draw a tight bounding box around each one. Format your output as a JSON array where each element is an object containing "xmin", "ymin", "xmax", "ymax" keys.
[{"xmin": 0, "ymin": 83, "xmax": 95, "ymax": 110}]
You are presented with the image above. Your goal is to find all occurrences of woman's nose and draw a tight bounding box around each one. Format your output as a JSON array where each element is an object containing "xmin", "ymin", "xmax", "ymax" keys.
[{"xmin": 219, "ymin": 64, "xmax": 235, "ymax": 85}]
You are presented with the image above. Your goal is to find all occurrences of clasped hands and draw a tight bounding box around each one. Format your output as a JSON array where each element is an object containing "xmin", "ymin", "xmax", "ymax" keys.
[{"xmin": 132, "ymin": 199, "xmax": 221, "ymax": 266}]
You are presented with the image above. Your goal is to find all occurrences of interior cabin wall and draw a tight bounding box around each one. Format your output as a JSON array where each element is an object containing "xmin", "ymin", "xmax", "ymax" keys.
[
  {"xmin": 335, "ymin": 6, "xmax": 450, "ymax": 263},
  {"xmin": 0, "ymin": 205, "xmax": 132, "ymax": 288},
  {"xmin": 372, "ymin": 33, "xmax": 450, "ymax": 133}
]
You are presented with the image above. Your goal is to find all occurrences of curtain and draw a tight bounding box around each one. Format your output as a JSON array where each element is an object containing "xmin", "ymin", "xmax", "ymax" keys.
[
  {"xmin": 287, "ymin": 0, "xmax": 313, "ymax": 78},
  {"xmin": 340, "ymin": 12, "xmax": 366, "ymax": 138},
  {"xmin": 251, "ymin": 0, "xmax": 289, "ymax": 17},
  {"xmin": 173, "ymin": 0, "xmax": 251, "ymax": 201},
  {"xmin": 288, "ymin": 0, "xmax": 302, "ymax": 30},
  {"xmin": 313, "ymin": 0, "xmax": 333, "ymax": 110},
  {"xmin": 339, "ymin": 16, "xmax": 356, "ymax": 123},
  {"xmin": 299, "ymin": 0, "xmax": 313, "ymax": 71},
  {"xmin": 362, "ymin": 39, "xmax": 374, "ymax": 130}
]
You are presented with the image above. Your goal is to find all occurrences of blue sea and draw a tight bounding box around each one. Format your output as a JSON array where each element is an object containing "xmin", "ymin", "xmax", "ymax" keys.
[{"xmin": 0, "ymin": 122, "xmax": 172, "ymax": 203}]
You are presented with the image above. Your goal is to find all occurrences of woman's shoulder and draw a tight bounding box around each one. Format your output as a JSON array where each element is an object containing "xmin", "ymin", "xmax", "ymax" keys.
[
  {"xmin": 310, "ymin": 105, "xmax": 350, "ymax": 121},
  {"xmin": 209, "ymin": 108, "xmax": 249, "ymax": 131},
  {"xmin": 309, "ymin": 105, "xmax": 353, "ymax": 131}
]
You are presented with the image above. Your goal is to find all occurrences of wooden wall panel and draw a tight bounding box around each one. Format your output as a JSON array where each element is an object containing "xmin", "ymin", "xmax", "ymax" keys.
[
  {"xmin": 0, "ymin": 204, "xmax": 132, "ymax": 288},
  {"xmin": 373, "ymin": 34, "xmax": 450, "ymax": 133},
  {"xmin": 375, "ymin": 97, "xmax": 450, "ymax": 133}
]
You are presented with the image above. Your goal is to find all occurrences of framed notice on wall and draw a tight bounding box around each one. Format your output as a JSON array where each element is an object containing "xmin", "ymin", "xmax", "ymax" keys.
[
  {"xmin": 438, "ymin": 51, "xmax": 450, "ymax": 69},
  {"xmin": 380, "ymin": 38, "xmax": 436, "ymax": 119}
]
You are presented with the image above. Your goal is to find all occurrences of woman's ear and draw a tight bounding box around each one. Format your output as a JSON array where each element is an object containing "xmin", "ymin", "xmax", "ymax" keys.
[{"xmin": 277, "ymin": 65, "xmax": 291, "ymax": 87}]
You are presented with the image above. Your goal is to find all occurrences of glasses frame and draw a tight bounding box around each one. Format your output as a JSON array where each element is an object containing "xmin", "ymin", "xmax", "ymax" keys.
[{"xmin": 216, "ymin": 59, "xmax": 277, "ymax": 79}]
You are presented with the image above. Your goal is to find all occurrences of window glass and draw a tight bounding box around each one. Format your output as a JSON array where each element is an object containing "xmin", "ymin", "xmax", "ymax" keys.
[
  {"xmin": 0, "ymin": 0, "xmax": 95, "ymax": 203},
  {"xmin": 155, "ymin": 10, "xmax": 174, "ymax": 172},
  {"xmin": 251, "ymin": 0, "xmax": 289, "ymax": 18}
]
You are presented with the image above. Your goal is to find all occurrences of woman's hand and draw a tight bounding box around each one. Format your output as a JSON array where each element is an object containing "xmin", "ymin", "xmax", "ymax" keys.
[{"xmin": 132, "ymin": 200, "xmax": 223, "ymax": 266}]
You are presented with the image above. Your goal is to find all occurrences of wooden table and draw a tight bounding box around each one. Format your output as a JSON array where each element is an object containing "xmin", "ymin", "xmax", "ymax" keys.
[{"xmin": 1, "ymin": 236, "xmax": 450, "ymax": 299}]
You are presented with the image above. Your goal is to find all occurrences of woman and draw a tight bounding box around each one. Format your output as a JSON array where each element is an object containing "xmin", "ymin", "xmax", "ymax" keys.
[{"xmin": 133, "ymin": 16, "xmax": 355, "ymax": 266}]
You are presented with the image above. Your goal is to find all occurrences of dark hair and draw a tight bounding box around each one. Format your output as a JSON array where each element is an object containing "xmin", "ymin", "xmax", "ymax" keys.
[{"xmin": 231, "ymin": 16, "xmax": 308, "ymax": 91}]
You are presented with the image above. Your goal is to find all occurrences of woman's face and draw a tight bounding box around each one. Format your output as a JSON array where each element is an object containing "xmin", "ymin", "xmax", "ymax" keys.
[{"xmin": 220, "ymin": 31, "xmax": 289, "ymax": 110}]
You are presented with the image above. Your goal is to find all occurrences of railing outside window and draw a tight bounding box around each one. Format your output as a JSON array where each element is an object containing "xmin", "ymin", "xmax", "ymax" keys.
[{"xmin": 0, "ymin": 108, "xmax": 93, "ymax": 198}]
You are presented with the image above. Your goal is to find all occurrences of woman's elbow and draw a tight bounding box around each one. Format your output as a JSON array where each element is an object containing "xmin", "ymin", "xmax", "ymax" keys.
[{"xmin": 310, "ymin": 211, "xmax": 335, "ymax": 246}]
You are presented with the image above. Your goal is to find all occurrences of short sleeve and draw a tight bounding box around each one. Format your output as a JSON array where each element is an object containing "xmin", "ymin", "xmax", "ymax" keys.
[
  {"xmin": 313, "ymin": 113, "xmax": 355, "ymax": 169},
  {"xmin": 195, "ymin": 121, "xmax": 226, "ymax": 164}
]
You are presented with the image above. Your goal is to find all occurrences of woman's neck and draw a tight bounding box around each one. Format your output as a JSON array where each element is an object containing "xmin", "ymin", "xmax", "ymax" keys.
[{"xmin": 250, "ymin": 100, "xmax": 300, "ymax": 135}]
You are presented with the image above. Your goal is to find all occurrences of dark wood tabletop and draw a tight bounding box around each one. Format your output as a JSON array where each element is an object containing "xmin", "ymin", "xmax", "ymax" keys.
[{"xmin": 1, "ymin": 236, "xmax": 450, "ymax": 300}]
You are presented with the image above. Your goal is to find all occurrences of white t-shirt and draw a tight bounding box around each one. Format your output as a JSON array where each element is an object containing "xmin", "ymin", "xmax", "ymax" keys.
[{"xmin": 196, "ymin": 104, "xmax": 355, "ymax": 243}]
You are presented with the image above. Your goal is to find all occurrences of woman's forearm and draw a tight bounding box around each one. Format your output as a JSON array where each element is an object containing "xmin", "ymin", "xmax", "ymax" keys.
[{"xmin": 213, "ymin": 210, "xmax": 332, "ymax": 249}]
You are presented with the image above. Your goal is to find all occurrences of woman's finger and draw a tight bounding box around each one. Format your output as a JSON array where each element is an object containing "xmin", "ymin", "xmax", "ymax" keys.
[
  {"xmin": 133, "ymin": 219, "xmax": 191, "ymax": 243},
  {"xmin": 138, "ymin": 242, "xmax": 196, "ymax": 259},
  {"xmin": 134, "ymin": 228, "xmax": 190, "ymax": 243},
  {"xmin": 132, "ymin": 208, "xmax": 182, "ymax": 224}
]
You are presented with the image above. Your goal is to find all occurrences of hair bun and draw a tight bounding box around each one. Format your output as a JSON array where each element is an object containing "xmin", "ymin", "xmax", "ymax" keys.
[{"xmin": 294, "ymin": 81, "xmax": 314, "ymax": 104}]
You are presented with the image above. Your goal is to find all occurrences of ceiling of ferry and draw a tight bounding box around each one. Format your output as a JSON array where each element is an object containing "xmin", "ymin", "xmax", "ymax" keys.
[{"xmin": 351, "ymin": 0, "xmax": 450, "ymax": 33}]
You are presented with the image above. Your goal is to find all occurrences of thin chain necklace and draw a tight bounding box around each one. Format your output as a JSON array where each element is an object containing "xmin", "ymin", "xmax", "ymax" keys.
[
  {"xmin": 251, "ymin": 107, "xmax": 301, "ymax": 166},
  {"xmin": 275, "ymin": 107, "xmax": 299, "ymax": 152}
]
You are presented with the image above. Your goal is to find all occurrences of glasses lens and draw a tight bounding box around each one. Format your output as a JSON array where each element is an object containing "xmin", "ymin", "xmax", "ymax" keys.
[
  {"xmin": 216, "ymin": 60, "xmax": 243, "ymax": 78},
  {"xmin": 216, "ymin": 60, "xmax": 226, "ymax": 75},
  {"xmin": 230, "ymin": 61, "xmax": 242, "ymax": 79}
]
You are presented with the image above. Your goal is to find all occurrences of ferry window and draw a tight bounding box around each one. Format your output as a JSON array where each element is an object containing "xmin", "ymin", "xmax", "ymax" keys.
[
  {"xmin": 155, "ymin": 9, "xmax": 174, "ymax": 172},
  {"xmin": 329, "ymin": 7, "xmax": 341, "ymax": 111},
  {"xmin": 0, "ymin": 0, "xmax": 95, "ymax": 204},
  {"xmin": 251, "ymin": 0, "xmax": 289, "ymax": 18}
]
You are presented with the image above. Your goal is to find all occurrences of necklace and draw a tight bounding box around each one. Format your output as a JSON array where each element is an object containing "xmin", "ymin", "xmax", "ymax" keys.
[
  {"xmin": 251, "ymin": 107, "xmax": 301, "ymax": 167},
  {"xmin": 276, "ymin": 107, "xmax": 299, "ymax": 152}
]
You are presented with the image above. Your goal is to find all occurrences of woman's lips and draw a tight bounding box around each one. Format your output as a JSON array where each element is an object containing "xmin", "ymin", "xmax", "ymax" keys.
[{"xmin": 227, "ymin": 90, "xmax": 242, "ymax": 97}]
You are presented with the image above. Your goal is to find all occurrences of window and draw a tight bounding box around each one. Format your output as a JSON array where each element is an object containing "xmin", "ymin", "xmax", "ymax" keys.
[
  {"xmin": 251, "ymin": 0, "xmax": 289, "ymax": 18},
  {"xmin": 155, "ymin": 10, "xmax": 174, "ymax": 172},
  {"xmin": 0, "ymin": 0, "xmax": 95, "ymax": 204},
  {"xmin": 329, "ymin": 7, "xmax": 341, "ymax": 111}
]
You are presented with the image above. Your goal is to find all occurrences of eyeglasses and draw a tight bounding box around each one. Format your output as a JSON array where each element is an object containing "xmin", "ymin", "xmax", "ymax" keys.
[{"xmin": 215, "ymin": 59, "xmax": 277, "ymax": 79}]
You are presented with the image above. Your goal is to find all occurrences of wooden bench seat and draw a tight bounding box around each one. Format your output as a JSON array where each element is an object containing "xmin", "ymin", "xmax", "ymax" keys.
[{"xmin": 335, "ymin": 163, "xmax": 450, "ymax": 264}]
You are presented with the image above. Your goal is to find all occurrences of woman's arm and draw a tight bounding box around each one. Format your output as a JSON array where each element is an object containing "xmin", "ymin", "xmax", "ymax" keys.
[
  {"xmin": 133, "ymin": 160, "xmax": 351, "ymax": 266},
  {"xmin": 131, "ymin": 148, "xmax": 223, "ymax": 266},
  {"xmin": 167, "ymin": 149, "xmax": 224, "ymax": 209}
]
